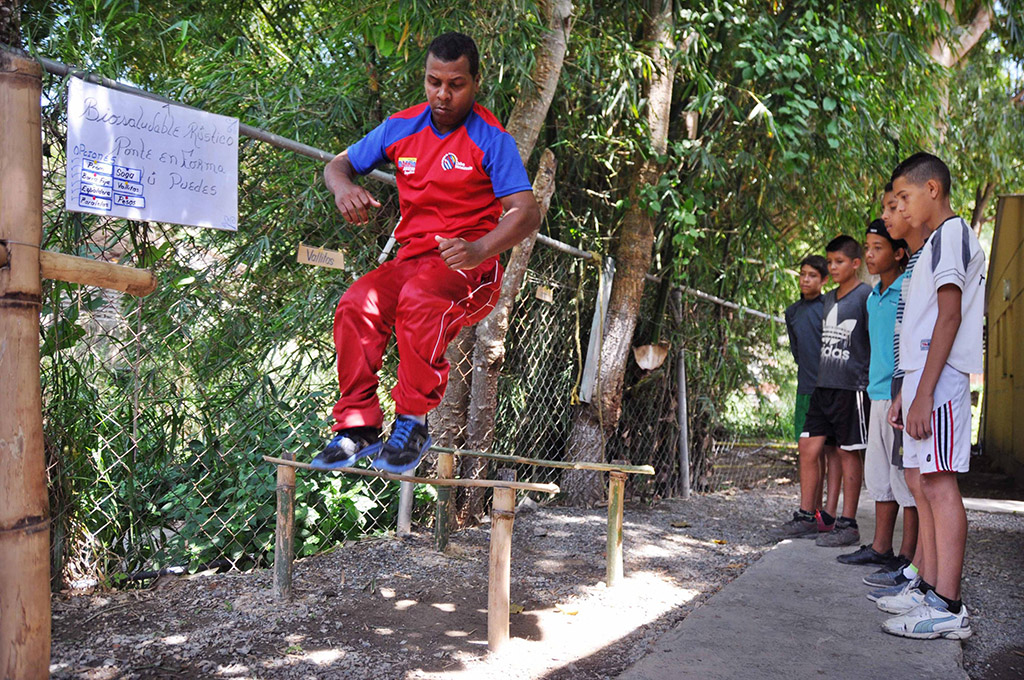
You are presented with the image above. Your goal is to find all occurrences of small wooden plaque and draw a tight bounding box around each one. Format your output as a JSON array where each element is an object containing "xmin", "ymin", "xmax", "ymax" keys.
[{"xmin": 296, "ymin": 243, "xmax": 346, "ymax": 270}]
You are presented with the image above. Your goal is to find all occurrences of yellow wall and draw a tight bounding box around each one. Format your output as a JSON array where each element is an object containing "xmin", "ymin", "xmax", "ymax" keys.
[{"xmin": 984, "ymin": 195, "xmax": 1024, "ymax": 479}]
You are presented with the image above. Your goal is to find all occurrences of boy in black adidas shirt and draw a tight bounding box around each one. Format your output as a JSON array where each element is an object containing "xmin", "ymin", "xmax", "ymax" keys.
[{"xmin": 772, "ymin": 235, "xmax": 871, "ymax": 546}]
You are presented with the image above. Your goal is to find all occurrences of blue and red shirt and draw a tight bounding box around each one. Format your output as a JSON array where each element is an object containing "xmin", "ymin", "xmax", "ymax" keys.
[{"xmin": 347, "ymin": 102, "xmax": 532, "ymax": 261}]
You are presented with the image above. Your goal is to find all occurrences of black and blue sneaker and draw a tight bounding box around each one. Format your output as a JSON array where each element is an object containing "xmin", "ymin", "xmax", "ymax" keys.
[
  {"xmin": 310, "ymin": 426, "xmax": 381, "ymax": 470},
  {"xmin": 371, "ymin": 415, "xmax": 432, "ymax": 474}
]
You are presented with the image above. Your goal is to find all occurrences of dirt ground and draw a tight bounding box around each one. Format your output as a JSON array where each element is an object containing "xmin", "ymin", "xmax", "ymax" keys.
[
  {"xmin": 50, "ymin": 488, "xmax": 793, "ymax": 680},
  {"xmin": 49, "ymin": 484, "xmax": 1024, "ymax": 679}
]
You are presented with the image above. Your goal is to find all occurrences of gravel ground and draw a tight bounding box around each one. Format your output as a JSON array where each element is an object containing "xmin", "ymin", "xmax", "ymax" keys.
[
  {"xmin": 48, "ymin": 485, "xmax": 1023, "ymax": 679},
  {"xmin": 961, "ymin": 506, "xmax": 1024, "ymax": 680}
]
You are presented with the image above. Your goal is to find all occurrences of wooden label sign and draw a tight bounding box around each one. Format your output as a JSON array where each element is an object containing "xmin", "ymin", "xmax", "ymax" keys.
[
  {"xmin": 297, "ymin": 243, "xmax": 345, "ymax": 270},
  {"xmin": 535, "ymin": 285, "xmax": 554, "ymax": 303},
  {"xmin": 65, "ymin": 78, "xmax": 239, "ymax": 231}
]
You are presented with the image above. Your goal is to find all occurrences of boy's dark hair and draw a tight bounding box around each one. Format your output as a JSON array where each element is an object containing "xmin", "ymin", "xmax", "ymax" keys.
[
  {"xmin": 884, "ymin": 181, "xmax": 893, "ymax": 193},
  {"xmin": 825, "ymin": 234, "xmax": 862, "ymax": 260},
  {"xmin": 800, "ymin": 254, "xmax": 828, "ymax": 278},
  {"xmin": 427, "ymin": 32, "xmax": 480, "ymax": 78},
  {"xmin": 890, "ymin": 152, "xmax": 951, "ymax": 197}
]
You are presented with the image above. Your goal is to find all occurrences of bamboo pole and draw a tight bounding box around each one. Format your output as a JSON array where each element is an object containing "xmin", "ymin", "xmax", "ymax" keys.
[
  {"xmin": 488, "ymin": 469, "xmax": 516, "ymax": 652},
  {"xmin": 262, "ymin": 456, "xmax": 560, "ymax": 494},
  {"xmin": 39, "ymin": 250, "xmax": 157, "ymax": 296},
  {"xmin": 397, "ymin": 481, "xmax": 413, "ymax": 536},
  {"xmin": 432, "ymin": 445, "xmax": 656, "ymax": 475},
  {"xmin": 0, "ymin": 50, "xmax": 50, "ymax": 680},
  {"xmin": 434, "ymin": 451, "xmax": 454, "ymax": 551},
  {"xmin": 606, "ymin": 469, "xmax": 627, "ymax": 587},
  {"xmin": 273, "ymin": 451, "xmax": 296, "ymax": 601}
]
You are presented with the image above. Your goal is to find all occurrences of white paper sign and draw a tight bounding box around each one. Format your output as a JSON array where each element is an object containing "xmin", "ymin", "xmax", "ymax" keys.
[{"xmin": 65, "ymin": 78, "xmax": 239, "ymax": 231}]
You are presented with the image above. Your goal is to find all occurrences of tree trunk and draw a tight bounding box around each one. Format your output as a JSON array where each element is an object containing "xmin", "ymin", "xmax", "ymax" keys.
[
  {"xmin": 970, "ymin": 180, "xmax": 995, "ymax": 236},
  {"xmin": 929, "ymin": 2, "xmax": 993, "ymax": 139},
  {"xmin": 503, "ymin": 0, "xmax": 574, "ymax": 165},
  {"xmin": 452, "ymin": 0, "xmax": 573, "ymax": 525},
  {"xmin": 432, "ymin": 326, "xmax": 474, "ymax": 450},
  {"xmin": 564, "ymin": 0, "xmax": 676, "ymax": 505}
]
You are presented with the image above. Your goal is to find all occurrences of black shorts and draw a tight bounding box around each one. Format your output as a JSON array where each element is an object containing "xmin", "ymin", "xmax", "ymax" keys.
[{"xmin": 801, "ymin": 387, "xmax": 869, "ymax": 451}]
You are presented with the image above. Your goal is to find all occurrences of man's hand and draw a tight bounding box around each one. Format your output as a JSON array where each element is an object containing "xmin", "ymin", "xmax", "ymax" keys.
[
  {"xmin": 887, "ymin": 392, "xmax": 904, "ymax": 431},
  {"xmin": 436, "ymin": 235, "xmax": 485, "ymax": 271},
  {"xmin": 325, "ymin": 151, "xmax": 381, "ymax": 225},
  {"xmin": 333, "ymin": 184, "xmax": 381, "ymax": 225},
  {"xmin": 904, "ymin": 393, "xmax": 934, "ymax": 441}
]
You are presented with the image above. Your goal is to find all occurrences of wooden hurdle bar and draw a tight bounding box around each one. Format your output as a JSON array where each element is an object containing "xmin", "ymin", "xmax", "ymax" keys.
[
  {"xmin": 263, "ymin": 455, "xmax": 559, "ymax": 652},
  {"xmin": 431, "ymin": 447, "xmax": 655, "ymax": 587},
  {"xmin": 263, "ymin": 447, "xmax": 654, "ymax": 653}
]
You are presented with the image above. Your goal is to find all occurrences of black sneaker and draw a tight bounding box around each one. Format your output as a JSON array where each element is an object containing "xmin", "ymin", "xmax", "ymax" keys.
[
  {"xmin": 310, "ymin": 426, "xmax": 381, "ymax": 470},
  {"xmin": 837, "ymin": 545, "xmax": 894, "ymax": 565},
  {"xmin": 769, "ymin": 511, "xmax": 818, "ymax": 539},
  {"xmin": 879, "ymin": 554, "xmax": 911, "ymax": 574},
  {"xmin": 371, "ymin": 415, "xmax": 432, "ymax": 474}
]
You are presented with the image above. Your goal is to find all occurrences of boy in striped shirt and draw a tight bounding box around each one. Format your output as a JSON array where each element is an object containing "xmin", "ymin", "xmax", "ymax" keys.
[{"xmin": 879, "ymin": 153, "xmax": 985, "ymax": 640}]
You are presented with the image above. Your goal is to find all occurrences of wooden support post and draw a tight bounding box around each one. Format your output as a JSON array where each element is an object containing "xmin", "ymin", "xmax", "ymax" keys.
[
  {"xmin": 397, "ymin": 481, "xmax": 413, "ymax": 536},
  {"xmin": 606, "ymin": 467, "xmax": 627, "ymax": 587},
  {"xmin": 0, "ymin": 50, "xmax": 50, "ymax": 680},
  {"xmin": 273, "ymin": 451, "xmax": 296, "ymax": 601},
  {"xmin": 488, "ymin": 469, "xmax": 516, "ymax": 652},
  {"xmin": 434, "ymin": 451, "xmax": 454, "ymax": 551}
]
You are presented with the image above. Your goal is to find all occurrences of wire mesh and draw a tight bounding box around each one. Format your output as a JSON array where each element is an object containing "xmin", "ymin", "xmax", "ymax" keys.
[{"xmin": 35, "ymin": 70, "xmax": 785, "ymax": 588}]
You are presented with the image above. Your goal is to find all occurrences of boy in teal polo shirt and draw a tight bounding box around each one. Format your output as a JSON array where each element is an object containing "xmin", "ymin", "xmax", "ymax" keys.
[{"xmin": 837, "ymin": 219, "xmax": 917, "ymax": 566}]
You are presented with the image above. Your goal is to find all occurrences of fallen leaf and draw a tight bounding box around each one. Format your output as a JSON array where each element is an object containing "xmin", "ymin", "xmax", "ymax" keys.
[
  {"xmin": 712, "ymin": 539, "xmax": 727, "ymax": 545},
  {"xmin": 555, "ymin": 604, "xmax": 578, "ymax": 616},
  {"xmin": 726, "ymin": 563, "xmax": 744, "ymax": 569},
  {"xmin": 510, "ymin": 603, "xmax": 524, "ymax": 614},
  {"xmin": 1013, "ymin": 650, "xmax": 1024, "ymax": 658},
  {"xmin": 670, "ymin": 521, "xmax": 691, "ymax": 528}
]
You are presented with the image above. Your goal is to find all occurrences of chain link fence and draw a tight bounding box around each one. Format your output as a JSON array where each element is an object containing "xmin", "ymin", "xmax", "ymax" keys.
[{"xmin": 36, "ymin": 69, "xmax": 790, "ymax": 589}]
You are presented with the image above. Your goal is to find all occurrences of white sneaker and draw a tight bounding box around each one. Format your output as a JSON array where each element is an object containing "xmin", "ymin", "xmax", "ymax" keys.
[
  {"xmin": 867, "ymin": 575, "xmax": 921, "ymax": 602},
  {"xmin": 876, "ymin": 582, "xmax": 925, "ymax": 614},
  {"xmin": 882, "ymin": 590, "xmax": 972, "ymax": 640}
]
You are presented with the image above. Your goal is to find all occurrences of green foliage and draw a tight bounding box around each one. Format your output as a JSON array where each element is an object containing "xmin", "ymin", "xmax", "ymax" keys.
[{"xmin": 21, "ymin": 0, "xmax": 1024, "ymax": 571}]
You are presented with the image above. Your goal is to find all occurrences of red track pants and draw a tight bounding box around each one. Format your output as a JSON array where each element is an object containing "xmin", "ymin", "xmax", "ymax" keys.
[{"xmin": 331, "ymin": 253, "xmax": 502, "ymax": 430}]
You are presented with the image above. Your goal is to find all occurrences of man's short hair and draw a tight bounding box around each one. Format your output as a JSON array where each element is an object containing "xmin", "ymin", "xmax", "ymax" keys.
[
  {"xmin": 825, "ymin": 234, "xmax": 862, "ymax": 260},
  {"xmin": 884, "ymin": 181, "xmax": 893, "ymax": 193},
  {"xmin": 427, "ymin": 32, "xmax": 480, "ymax": 78},
  {"xmin": 800, "ymin": 254, "xmax": 828, "ymax": 278},
  {"xmin": 890, "ymin": 152, "xmax": 951, "ymax": 197}
]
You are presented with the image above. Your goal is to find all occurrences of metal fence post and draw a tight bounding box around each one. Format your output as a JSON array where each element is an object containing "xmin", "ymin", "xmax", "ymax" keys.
[{"xmin": 678, "ymin": 347, "xmax": 691, "ymax": 499}]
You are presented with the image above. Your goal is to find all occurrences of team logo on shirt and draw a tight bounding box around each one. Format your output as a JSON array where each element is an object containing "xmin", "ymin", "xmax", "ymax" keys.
[
  {"xmin": 440, "ymin": 152, "xmax": 474, "ymax": 172},
  {"xmin": 397, "ymin": 157, "xmax": 417, "ymax": 176}
]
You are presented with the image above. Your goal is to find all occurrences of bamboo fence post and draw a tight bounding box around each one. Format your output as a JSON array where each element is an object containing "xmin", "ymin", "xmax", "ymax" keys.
[
  {"xmin": 434, "ymin": 451, "xmax": 454, "ymax": 550},
  {"xmin": 273, "ymin": 451, "xmax": 296, "ymax": 601},
  {"xmin": 606, "ymin": 466, "xmax": 628, "ymax": 587},
  {"xmin": 488, "ymin": 468, "xmax": 516, "ymax": 652},
  {"xmin": 0, "ymin": 50, "xmax": 51, "ymax": 680},
  {"xmin": 397, "ymin": 481, "xmax": 413, "ymax": 536}
]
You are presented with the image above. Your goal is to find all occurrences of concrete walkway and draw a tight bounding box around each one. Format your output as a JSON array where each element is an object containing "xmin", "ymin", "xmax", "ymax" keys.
[{"xmin": 617, "ymin": 506, "xmax": 969, "ymax": 680}]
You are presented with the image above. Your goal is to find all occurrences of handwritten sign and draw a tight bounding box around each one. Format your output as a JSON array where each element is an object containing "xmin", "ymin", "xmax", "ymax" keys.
[
  {"xmin": 296, "ymin": 243, "xmax": 346, "ymax": 270},
  {"xmin": 65, "ymin": 78, "xmax": 239, "ymax": 231}
]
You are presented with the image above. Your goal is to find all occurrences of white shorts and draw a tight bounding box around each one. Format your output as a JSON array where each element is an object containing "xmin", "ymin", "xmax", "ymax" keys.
[
  {"xmin": 901, "ymin": 366, "xmax": 971, "ymax": 475},
  {"xmin": 865, "ymin": 399, "xmax": 915, "ymax": 506}
]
